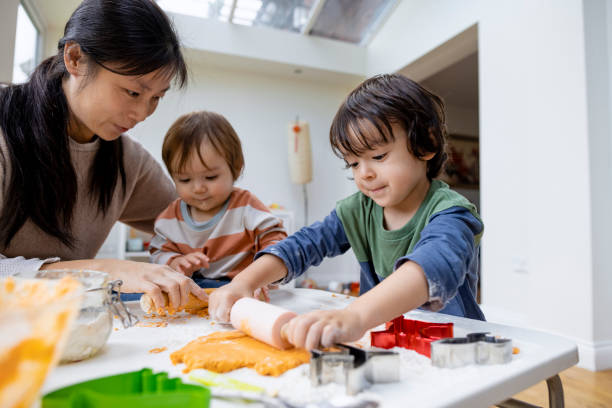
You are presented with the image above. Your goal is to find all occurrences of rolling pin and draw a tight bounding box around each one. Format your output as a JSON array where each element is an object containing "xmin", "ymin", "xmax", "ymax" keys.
[
  {"xmin": 230, "ymin": 297, "xmax": 296, "ymax": 350},
  {"xmin": 140, "ymin": 288, "xmax": 214, "ymax": 315}
]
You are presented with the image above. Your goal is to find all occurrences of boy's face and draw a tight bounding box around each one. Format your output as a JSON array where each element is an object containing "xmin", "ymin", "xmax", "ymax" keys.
[
  {"xmin": 171, "ymin": 141, "xmax": 235, "ymax": 221},
  {"xmin": 344, "ymin": 124, "xmax": 434, "ymax": 217}
]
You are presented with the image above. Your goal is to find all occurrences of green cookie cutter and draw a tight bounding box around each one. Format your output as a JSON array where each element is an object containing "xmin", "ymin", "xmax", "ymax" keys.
[{"xmin": 43, "ymin": 368, "xmax": 210, "ymax": 408}]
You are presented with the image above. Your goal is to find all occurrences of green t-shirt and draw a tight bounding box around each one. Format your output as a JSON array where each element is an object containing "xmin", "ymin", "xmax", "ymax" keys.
[{"xmin": 335, "ymin": 180, "xmax": 482, "ymax": 279}]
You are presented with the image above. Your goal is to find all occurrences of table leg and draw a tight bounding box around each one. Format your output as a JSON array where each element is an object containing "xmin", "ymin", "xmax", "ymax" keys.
[
  {"xmin": 496, "ymin": 398, "xmax": 541, "ymax": 408},
  {"xmin": 496, "ymin": 374, "xmax": 565, "ymax": 408},
  {"xmin": 546, "ymin": 374, "xmax": 564, "ymax": 408}
]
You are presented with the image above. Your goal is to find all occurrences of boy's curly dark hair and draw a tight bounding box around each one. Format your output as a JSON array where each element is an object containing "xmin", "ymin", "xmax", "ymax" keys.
[{"xmin": 330, "ymin": 73, "xmax": 447, "ymax": 180}]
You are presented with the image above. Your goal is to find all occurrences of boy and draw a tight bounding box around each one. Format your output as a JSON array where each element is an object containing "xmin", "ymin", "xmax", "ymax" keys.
[
  {"xmin": 150, "ymin": 111, "xmax": 287, "ymax": 289},
  {"xmin": 210, "ymin": 74, "xmax": 484, "ymax": 350}
]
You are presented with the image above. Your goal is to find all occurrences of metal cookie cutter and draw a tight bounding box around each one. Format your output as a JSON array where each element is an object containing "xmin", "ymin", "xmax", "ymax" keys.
[
  {"xmin": 310, "ymin": 344, "xmax": 400, "ymax": 395},
  {"xmin": 430, "ymin": 332, "xmax": 513, "ymax": 368},
  {"xmin": 370, "ymin": 316, "xmax": 454, "ymax": 357}
]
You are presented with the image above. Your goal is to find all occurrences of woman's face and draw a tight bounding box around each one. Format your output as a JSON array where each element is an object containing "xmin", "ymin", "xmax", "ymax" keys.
[{"xmin": 63, "ymin": 50, "xmax": 171, "ymax": 143}]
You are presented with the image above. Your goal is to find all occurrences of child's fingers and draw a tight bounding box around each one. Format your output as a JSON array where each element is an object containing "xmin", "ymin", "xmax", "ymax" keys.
[
  {"xmin": 260, "ymin": 286, "xmax": 270, "ymax": 302},
  {"xmin": 214, "ymin": 297, "xmax": 232, "ymax": 323},
  {"xmin": 304, "ymin": 320, "xmax": 326, "ymax": 350},
  {"xmin": 253, "ymin": 287, "xmax": 269, "ymax": 302},
  {"xmin": 287, "ymin": 314, "xmax": 318, "ymax": 349},
  {"xmin": 320, "ymin": 324, "xmax": 341, "ymax": 348},
  {"xmin": 178, "ymin": 258, "xmax": 192, "ymax": 269},
  {"xmin": 193, "ymin": 252, "xmax": 209, "ymax": 262},
  {"xmin": 192, "ymin": 253, "xmax": 210, "ymax": 268}
]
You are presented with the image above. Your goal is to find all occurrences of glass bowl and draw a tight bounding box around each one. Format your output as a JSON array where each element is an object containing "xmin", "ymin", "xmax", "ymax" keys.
[
  {"xmin": 0, "ymin": 276, "xmax": 82, "ymax": 408},
  {"xmin": 16, "ymin": 269, "xmax": 138, "ymax": 363}
]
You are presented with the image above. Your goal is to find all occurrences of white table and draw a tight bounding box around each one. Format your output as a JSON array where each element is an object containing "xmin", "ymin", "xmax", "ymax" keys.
[{"xmin": 42, "ymin": 288, "xmax": 578, "ymax": 408}]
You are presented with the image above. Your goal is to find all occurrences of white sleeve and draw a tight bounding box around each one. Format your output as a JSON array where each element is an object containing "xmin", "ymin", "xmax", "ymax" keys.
[{"xmin": 0, "ymin": 254, "xmax": 60, "ymax": 278}]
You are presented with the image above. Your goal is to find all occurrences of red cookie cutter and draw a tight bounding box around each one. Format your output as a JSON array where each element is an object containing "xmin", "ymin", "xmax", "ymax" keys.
[{"xmin": 370, "ymin": 316, "xmax": 454, "ymax": 358}]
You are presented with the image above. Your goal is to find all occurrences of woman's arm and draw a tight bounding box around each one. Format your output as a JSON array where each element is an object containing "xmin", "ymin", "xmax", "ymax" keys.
[{"xmin": 40, "ymin": 258, "xmax": 208, "ymax": 310}]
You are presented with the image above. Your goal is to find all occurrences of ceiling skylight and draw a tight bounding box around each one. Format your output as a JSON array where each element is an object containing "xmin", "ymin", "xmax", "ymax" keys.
[{"xmin": 157, "ymin": 0, "xmax": 396, "ymax": 45}]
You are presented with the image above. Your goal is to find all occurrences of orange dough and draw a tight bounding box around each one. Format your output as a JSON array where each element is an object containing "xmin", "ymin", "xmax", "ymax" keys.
[
  {"xmin": 170, "ymin": 331, "xmax": 310, "ymax": 376},
  {"xmin": 140, "ymin": 288, "xmax": 215, "ymax": 316}
]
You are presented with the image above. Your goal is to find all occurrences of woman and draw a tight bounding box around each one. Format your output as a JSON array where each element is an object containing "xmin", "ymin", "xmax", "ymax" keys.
[{"xmin": 0, "ymin": 0, "xmax": 207, "ymax": 310}]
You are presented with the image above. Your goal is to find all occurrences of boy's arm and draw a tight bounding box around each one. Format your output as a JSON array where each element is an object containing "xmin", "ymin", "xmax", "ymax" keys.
[
  {"xmin": 255, "ymin": 209, "xmax": 351, "ymax": 284},
  {"xmin": 283, "ymin": 260, "xmax": 429, "ymax": 349},
  {"xmin": 284, "ymin": 206, "xmax": 482, "ymax": 349},
  {"xmin": 209, "ymin": 209, "xmax": 351, "ymax": 321},
  {"xmin": 345, "ymin": 260, "xmax": 429, "ymax": 331},
  {"xmin": 395, "ymin": 206, "xmax": 483, "ymax": 311}
]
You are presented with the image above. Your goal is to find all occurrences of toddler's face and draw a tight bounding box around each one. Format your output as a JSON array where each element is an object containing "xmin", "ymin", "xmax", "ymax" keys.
[
  {"xmin": 171, "ymin": 141, "xmax": 234, "ymax": 222},
  {"xmin": 343, "ymin": 124, "xmax": 433, "ymax": 217}
]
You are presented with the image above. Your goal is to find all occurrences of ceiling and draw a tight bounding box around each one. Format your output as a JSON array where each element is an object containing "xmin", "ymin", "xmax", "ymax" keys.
[
  {"xmin": 30, "ymin": 0, "xmax": 81, "ymax": 31},
  {"xmin": 33, "ymin": 0, "xmax": 397, "ymax": 46},
  {"xmin": 421, "ymin": 52, "xmax": 479, "ymax": 110},
  {"xmin": 28, "ymin": 0, "xmax": 477, "ymax": 108}
]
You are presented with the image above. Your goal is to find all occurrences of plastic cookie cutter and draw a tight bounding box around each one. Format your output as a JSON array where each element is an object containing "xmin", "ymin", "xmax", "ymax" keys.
[
  {"xmin": 370, "ymin": 316, "xmax": 454, "ymax": 357},
  {"xmin": 42, "ymin": 368, "xmax": 210, "ymax": 408},
  {"xmin": 310, "ymin": 343, "xmax": 400, "ymax": 395},
  {"xmin": 430, "ymin": 332, "xmax": 513, "ymax": 368}
]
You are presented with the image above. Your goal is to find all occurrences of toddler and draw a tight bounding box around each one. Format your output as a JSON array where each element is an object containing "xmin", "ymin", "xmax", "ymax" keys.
[{"xmin": 149, "ymin": 111, "xmax": 288, "ymax": 288}]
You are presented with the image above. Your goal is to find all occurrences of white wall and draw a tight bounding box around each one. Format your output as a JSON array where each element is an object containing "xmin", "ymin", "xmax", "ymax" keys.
[
  {"xmin": 128, "ymin": 61, "xmax": 362, "ymax": 286},
  {"xmin": 0, "ymin": 0, "xmax": 19, "ymax": 82},
  {"xmin": 369, "ymin": 0, "xmax": 609, "ymax": 371},
  {"xmin": 584, "ymin": 0, "xmax": 612, "ymax": 370}
]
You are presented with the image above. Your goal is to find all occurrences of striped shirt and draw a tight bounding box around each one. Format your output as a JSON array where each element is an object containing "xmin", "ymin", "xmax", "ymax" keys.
[{"xmin": 149, "ymin": 188, "xmax": 287, "ymax": 279}]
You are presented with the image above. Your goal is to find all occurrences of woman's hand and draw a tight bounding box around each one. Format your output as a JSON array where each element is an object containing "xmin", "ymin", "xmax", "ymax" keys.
[
  {"xmin": 208, "ymin": 280, "xmax": 255, "ymax": 323},
  {"xmin": 168, "ymin": 252, "xmax": 210, "ymax": 277},
  {"xmin": 283, "ymin": 308, "xmax": 367, "ymax": 350},
  {"xmin": 41, "ymin": 258, "xmax": 208, "ymax": 311}
]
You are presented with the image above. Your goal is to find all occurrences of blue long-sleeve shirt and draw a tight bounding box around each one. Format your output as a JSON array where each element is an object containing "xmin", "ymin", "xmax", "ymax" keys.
[{"xmin": 257, "ymin": 181, "xmax": 485, "ymax": 320}]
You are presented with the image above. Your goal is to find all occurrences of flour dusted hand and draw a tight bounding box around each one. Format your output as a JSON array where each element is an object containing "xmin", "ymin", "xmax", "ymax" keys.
[{"xmin": 283, "ymin": 309, "xmax": 367, "ymax": 350}]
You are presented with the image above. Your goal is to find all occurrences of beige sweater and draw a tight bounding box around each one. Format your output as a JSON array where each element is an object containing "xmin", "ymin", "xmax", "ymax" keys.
[{"xmin": 0, "ymin": 131, "xmax": 176, "ymax": 276}]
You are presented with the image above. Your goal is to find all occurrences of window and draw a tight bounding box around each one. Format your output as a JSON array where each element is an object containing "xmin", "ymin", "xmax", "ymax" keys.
[
  {"xmin": 157, "ymin": 0, "xmax": 397, "ymax": 45},
  {"xmin": 12, "ymin": 3, "xmax": 40, "ymax": 84}
]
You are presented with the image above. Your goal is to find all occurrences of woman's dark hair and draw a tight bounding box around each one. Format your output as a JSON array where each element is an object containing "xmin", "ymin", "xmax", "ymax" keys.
[
  {"xmin": 329, "ymin": 73, "xmax": 447, "ymax": 180},
  {"xmin": 162, "ymin": 111, "xmax": 244, "ymax": 181},
  {"xmin": 0, "ymin": 0, "xmax": 187, "ymax": 248}
]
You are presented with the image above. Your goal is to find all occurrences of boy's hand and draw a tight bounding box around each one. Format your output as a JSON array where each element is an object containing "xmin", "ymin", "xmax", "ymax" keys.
[
  {"xmin": 253, "ymin": 285, "xmax": 271, "ymax": 302},
  {"xmin": 283, "ymin": 309, "xmax": 366, "ymax": 350},
  {"xmin": 169, "ymin": 252, "xmax": 210, "ymax": 277},
  {"xmin": 208, "ymin": 281, "xmax": 254, "ymax": 323}
]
